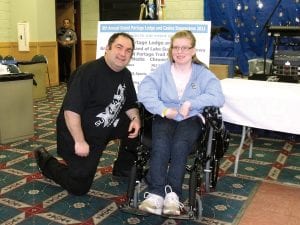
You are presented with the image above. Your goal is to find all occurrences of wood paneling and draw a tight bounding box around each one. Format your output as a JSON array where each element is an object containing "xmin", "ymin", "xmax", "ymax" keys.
[
  {"xmin": 81, "ymin": 40, "xmax": 97, "ymax": 63},
  {"xmin": 0, "ymin": 41, "xmax": 59, "ymax": 86},
  {"xmin": 0, "ymin": 42, "xmax": 13, "ymax": 58},
  {"xmin": 1, "ymin": 40, "xmax": 98, "ymax": 86}
]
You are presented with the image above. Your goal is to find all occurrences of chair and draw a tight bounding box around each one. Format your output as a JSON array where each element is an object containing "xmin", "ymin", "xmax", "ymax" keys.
[
  {"xmin": 7, "ymin": 64, "xmax": 21, "ymax": 73},
  {"xmin": 4, "ymin": 55, "xmax": 15, "ymax": 61},
  {"xmin": 31, "ymin": 54, "xmax": 51, "ymax": 86},
  {"xmin": 120, "ymin": 104, "xmax": 230, "ymax": 220}
]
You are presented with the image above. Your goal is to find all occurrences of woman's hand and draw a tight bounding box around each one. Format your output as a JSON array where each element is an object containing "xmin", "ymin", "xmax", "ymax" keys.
[
  {"xmin": 165, "ymin": 108, "xmax": 178, "ymax": 119},
  {"xmin": 179, "ymin": 101, "xmax": 191, "ymax": 119}
]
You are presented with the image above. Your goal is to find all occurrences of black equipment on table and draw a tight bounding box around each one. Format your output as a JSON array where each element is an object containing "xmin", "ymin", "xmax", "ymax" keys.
[{"xmin": 267, "ymin": 26, "xmax": 300, "ymax": 37}]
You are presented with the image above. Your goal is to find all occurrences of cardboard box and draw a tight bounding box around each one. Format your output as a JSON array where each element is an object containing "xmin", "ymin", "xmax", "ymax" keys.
[
  {"xmin": 209, "ymin": 64, "xmax": 229, "ymax": 80},
  {"xmin": 210, "ymin": 57, "xmax": 236, "ymax": 77}
]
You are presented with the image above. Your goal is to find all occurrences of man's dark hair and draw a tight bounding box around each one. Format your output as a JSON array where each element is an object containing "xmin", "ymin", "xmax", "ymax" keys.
[
  {"xmin": 63, "ymin": 18, "xmax": 71, "ymax": 23},
  {"xmin": 107, "ymin": 32, "xmax": 135, "ymax": 50}
]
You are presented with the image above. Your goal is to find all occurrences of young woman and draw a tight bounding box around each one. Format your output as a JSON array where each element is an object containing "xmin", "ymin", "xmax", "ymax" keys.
[{"xmin": 137, "ymin": 30, "xmax": 225, "ymax": 216}]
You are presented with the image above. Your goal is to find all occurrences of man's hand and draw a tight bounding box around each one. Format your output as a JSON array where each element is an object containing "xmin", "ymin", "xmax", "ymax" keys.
[
  {"xmin": 64, "ymin": 110, "xmax": 89, "ymax": 157},
  {"xmin": 74, "ymin": 141, "xmax": 90, "ymax": 157},
  {"xmin": 128, "ymin": 117, "xmax": 141, "ymax": 138},
  {"xmin": 126, "ymin": 108, "xmax": 141, "ymax": 138}
]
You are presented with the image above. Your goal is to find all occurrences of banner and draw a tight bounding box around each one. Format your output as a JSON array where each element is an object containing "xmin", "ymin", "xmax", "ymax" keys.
[{"xmin": 96, "ymin": 21, "xmax": 211, "ymax": 89}]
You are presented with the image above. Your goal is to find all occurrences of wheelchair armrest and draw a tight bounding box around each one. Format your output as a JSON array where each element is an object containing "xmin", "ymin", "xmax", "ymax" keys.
[
  {"xmin": 203, "ymin": 106, "xmax": 231, "ymax": 157},
  {"xmin": 202, "ymin": 106, "xmax": 223, "ymax": 130},
  {"xmin": 137, "ymin": 102, "xmax": 154, "ymax": 124}
]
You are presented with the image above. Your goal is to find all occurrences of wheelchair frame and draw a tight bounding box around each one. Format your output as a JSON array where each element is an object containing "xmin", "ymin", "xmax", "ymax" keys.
[{"xmin": 120, "ymin": 105, "xmax": 230, "ymax": 221}]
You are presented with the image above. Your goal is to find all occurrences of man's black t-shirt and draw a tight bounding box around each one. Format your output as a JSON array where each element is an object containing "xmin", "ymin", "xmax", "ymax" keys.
[{"xmin": 56, "ymin": 57, "xmax": 137, "ymax": 157}]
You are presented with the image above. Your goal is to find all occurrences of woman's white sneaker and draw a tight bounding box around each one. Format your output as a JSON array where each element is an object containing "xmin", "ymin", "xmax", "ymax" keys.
[
  {"xmin": 163, "ymin": 185, "xmax": 184, "ymax": 216},
  {"xmin": 138, "ymin": 192, "xmax": 164, "ymax": 215}
]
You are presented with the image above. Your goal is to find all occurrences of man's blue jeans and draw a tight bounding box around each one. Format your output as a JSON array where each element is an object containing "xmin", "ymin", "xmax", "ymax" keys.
[{"xmin": 147, "ymin": 115, "xmax": 204, "ymax": 198}]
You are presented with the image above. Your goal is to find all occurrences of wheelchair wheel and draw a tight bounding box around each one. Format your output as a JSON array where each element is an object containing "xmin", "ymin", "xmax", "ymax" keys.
[
  {"xmin": 189, "ymin": 169, "xmax": 197, "ymax": 209},
  {"xmin": 127, "ymin": 164, "xmax": 137, "ymax": 205},
  {"xmin": 195, "ymin": 193, "xmax": 203, "ymax": 221},
  {"xmin": 210, "ymin": 158, "xmax": 220, "ymax": 189},
  {"xmin": 204, "ymin": 160, "xmax": 212, "ymax": 192},
  {"xmin": 189, "ymin": 165, "xmax": 204, "ymax": 220}
]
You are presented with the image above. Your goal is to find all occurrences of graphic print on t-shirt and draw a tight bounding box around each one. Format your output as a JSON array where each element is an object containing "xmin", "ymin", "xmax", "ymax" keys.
[{"xmin": 94, "ymin": 84, "xmax": 126, "ymax": 128}]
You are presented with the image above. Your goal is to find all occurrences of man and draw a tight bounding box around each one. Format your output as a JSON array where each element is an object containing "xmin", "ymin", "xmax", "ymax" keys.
[
  {"xmin": 34, "ymin": 32, "xmax": 141, "ymax": 195},
  {"xmin": 57, "ymin": 18, "xmax": 77, "ymax": 83}
]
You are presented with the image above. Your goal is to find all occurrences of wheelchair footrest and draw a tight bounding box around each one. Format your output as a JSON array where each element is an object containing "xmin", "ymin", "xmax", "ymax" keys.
[
  {"xmin": 119, "ymin": 204, "xmax": 202, "ymax": 221},
  {"xmin": 161, "ymin": 211, "xmax": 197, "ymax": 220},
  {"xmin": 118, "ymin": 204, "xmax": 151, "ymax": 216}
]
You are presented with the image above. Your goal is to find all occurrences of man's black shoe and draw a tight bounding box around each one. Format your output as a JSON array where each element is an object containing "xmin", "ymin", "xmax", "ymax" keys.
[{"xmin": 34, "ymin": 146, "xmax": 53, "ymax": 172}]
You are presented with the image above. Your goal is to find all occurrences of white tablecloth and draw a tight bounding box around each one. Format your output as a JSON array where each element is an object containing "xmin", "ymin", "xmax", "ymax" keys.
[
  {"xmin": 221, "ymin": 78, "xmax": 300, "ymax": 175},
  {"xmin": 220, "ymin": 78, "xmax": 300, "ymax": 135}
]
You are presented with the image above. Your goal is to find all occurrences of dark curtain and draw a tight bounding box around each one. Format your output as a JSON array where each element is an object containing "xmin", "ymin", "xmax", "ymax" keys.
[{"xmin": 205, "ymin": 0, "xmax": 300, "ymax": 75}]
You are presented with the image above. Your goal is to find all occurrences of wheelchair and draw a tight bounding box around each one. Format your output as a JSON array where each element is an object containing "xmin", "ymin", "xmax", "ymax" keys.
[{"xmin": 119, "ymin": 104, "xmax": 230, "ymax": 220}]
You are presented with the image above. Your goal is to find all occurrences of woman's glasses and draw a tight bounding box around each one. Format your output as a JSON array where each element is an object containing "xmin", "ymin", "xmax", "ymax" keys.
[{"xmin": 171, "ymin": 46, "xmax": 193, "ymax": 52}]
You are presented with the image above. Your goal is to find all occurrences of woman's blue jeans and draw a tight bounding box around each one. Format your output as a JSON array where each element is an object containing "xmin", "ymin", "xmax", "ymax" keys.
[{"xmin": 147, "ymin": 115, "xmax": 204, "ymax": 198}]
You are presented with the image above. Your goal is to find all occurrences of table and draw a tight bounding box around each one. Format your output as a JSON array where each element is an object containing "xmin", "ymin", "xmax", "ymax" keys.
[
  {"xmin": 18, "ymin": 61, "xmax": 47, "ymax": 99},
  {"xmin": 220, "ymin": 78, "xmax": 300, "ymax": 175},
  {"xmin": 0, "ymin": 73, "xmax": 34, "ymax": 144}
]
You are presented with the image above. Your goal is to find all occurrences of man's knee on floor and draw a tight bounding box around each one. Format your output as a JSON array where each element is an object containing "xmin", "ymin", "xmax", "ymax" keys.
[
  {"xmin": 68, "ymin": 184, "xmax": 91, "ymax": 196},
  {"xmin": 66, "ymin": 177, "xmax": 92, "ymax": 195},
  {"xmin": 67, "ymin": 171, "xmax": 95, "ymax": 195}
]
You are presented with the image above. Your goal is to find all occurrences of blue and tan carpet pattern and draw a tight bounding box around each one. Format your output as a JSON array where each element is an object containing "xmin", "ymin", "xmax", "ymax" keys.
[{"xmin": 0, "ymin": 85, "xmax": 299, "ymax": 225}]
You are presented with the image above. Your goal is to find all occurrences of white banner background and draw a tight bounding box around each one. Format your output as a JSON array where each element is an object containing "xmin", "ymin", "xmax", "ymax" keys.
[{"xmin": 96, "ymin": 21, "xmax": 211, "ymax": 90}]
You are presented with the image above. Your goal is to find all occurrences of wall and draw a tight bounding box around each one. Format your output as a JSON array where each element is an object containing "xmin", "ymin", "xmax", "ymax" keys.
[
  {"xmin": 0, "ymin": 0, "xmax": 58, "ymax": 86},
  {"xmin": 12, "ymin": 0, "xmax": 58, "ymax": 85},
  {"xmin": 0, "ymin": 0, "xmax": 13, "ymax": 57},
  {"xmin": 165, "ymin": 0, "xmax": 203, "ymax": 20},
  {"xmin": 81, "ymin": 0, "xmax": 99, "ymax": 41},
  {"xmin": 80, "ymin": 0, "xmax": 204, "ymax": 39},
  {"xmin": 80, "ymin": 0, "xmax": 204, "ymax": 62},
  {"xmin": 81, "ymin": 0, "xmax": 99, "ymax": 62},
  {"xmin": 10, "ymin": 0, "xmax": 56, "ymax": 41},
  {"xmin": 0, "ymin": 0, "xmax": 10, "ymax": 42},
  {"xmin": 0, "ymin": 0, "xmax": 205, "ymax": 82},
  {"xmin": 0, "ymin": 0, "xmax": 56, "ymax": 42}
]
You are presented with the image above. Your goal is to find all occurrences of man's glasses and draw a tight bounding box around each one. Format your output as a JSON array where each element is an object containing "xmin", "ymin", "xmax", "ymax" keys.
[{"xmin": 171, "ymin": 46, "xmax": 193, "ymax": 52}]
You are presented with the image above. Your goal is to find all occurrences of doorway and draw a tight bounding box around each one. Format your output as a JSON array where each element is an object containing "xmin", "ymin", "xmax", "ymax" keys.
[{"xmin": 55, "ymin": 0, "xmax": 81, "ymax": 79}]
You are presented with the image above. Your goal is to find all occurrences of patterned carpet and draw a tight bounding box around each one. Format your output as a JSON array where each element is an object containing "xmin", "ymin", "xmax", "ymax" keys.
[{"xmin": 0, "ymin": 84, "xmax": 299, "ymax": 225}]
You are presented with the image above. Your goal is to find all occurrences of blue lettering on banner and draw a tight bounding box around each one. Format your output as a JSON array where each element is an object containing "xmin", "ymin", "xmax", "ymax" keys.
[{"xmin": 100, "ymin": 24, "xmax": 208, "ymax": 33}]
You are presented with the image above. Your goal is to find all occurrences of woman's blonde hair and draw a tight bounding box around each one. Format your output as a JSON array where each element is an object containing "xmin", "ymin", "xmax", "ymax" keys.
[{"xmin": 168, "ymin": 30, "xmax": 207, "ymax": 67}]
